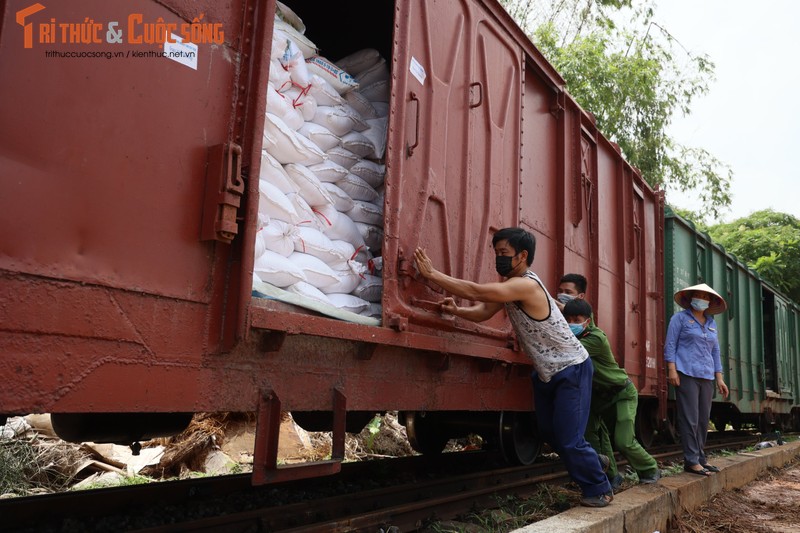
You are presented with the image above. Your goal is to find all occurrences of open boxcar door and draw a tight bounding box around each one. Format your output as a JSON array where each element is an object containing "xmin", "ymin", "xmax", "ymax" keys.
[
  {"xmin": 0, "ymin": 0, "xmax": 269, "ymax": 415},
  {"xmin": 384, "ymin": 0, "xmax": 524, "ymax": 352}
]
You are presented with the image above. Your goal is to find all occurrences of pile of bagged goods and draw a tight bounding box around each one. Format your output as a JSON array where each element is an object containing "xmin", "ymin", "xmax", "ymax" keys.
[{"xmin": 254, "ymin": 2, "xmax": 388, "ymax": 323}]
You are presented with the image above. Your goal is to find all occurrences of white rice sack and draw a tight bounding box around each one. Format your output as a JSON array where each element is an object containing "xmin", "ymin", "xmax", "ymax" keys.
[
  {"xmin": 349, "ymin": 159, "xmax": 385, "ymax": 188},
  {"xmin": 321, "ymin": 261, "xmax": 364, "ymax": 294},
  {"xmin": 261, "ymin": 219, "xmax": 298, "ymax": 257},
  {"xmin": 273, "ymin": 19, "xmax": 317, "ymax": 59},
  {"xmin": 348, "ymin": 201, "xmax": 384, "ymax": 226},
  {"xmin": 284, "ymin": 163, "xmax": 334, "ymax": 207},
  {"xmin": 355, "ymin": 57, "xmax": 389, "ymax": 87},
  {"xmin": 258, "ymin": 212, "xmax": 270, "ymax": 230},
  {"xmin": 293, "ymin": 226, "xmax": 347, "ymax": 264},
  {"xmin": 314, "ymin": 204, "xmax": 366, "ymax": 248},
  {"xmin": 269, "ymin": 58, "xmax": 291, "ymax": 88},
  {"xmin": 355, "ymin": 222, "xmax": 383, "ymax": 251},
  {"xmin": 362, "ymin": 117, "xmax": 388, "ymax": 160},
  {"xmin": 263, "ymin": 113, "xmax": 324, "ymax": 165},
  {"xmin": 352, "ymin": 274, "xmax": 383, "ymax": 303},
  {"xmin": 254, "ymin": 228, "xmax": 267, "ymax": 258},
  {"xmin": 259, "ymin": 179, "xmax": 298, "ymax": 223},
  {"xmin": 254, "ymin": 250, "xmax": 307, "ymax": 288},
  {"xmin": 335, "ymin": 48, "xmax": 382, "ymax": 76},
  {"xmin": 365, "ymin": 303, "xmax": 382, "ymax": 319},
  {"xmin": 286, "ymin": 280, "xmax": 334, "ymax": 307},
  {"xmin": 368, "ymin": 256, "xmax": 383, "ymax": 276},
  {"xmin": 307, "ymin": 160, "xmax": 349, "ymax": 183},
  {"xmin": 325, "ymin": 293, "xmax": 370, "ymax": 314},
  {"xmin": 289, "ymin": 252, "xmax": 339, "ymax": 289},
  {"xmin": 266, "ymin": 83, "xmax": 304, "ymax": 130},
  {"xmin": 305, "ymin": 55, "xmax": 359, "ymax": 94},
  {"xmin": 321, "ymin": 182, "xmax": 354, "ymax": 212},
  {"xmin": 275, "ymin": 2, "xmax": 306, "ymax": 34},
  {"xmin": 298, "ymin": 122, "xmax": 341, "ymax": 152},
  {"xmin": 311, "ymin": 105, "xmax": 368, "ymax": 136},
  {"xmin": 337, "ymin": 174, "xmax": 380, "ymax": 203},
  {"xmin": 376, "ymin": 183, "xmax": 385, "ymax": 205},
  {"xmin": 330, "ymin": 239, "xmax": 356, "ymax": 262},
  {"xmin": 340, "ymin": 131, "xmax": 375, "ymax": 158},
  {"xmin": 259, "ymin": 151, "xmax": 298, "ymax": 194},
  {"xmin": 358, "ymin": 80, "xmax": 390, "ymax": 103},
  {"xmin": 372, "ymin": 101, "xmax": 389, "ymax": 118},
  {"xmin": 325, "ymin": 146, "xmax": 360, "ymax": 170},
  {"xmin": 286, "ymin": 193, "xmax": 321, "ymax": 230},
  {"xmin": 282, "ymin": 86, "xmax": 317, "ymax": 122},
  {"xmin": 308, "ymin": 74, "xmax": 345, "ymax": 106},
  {"xmin": 278, "ymin": 38, "xmax": 311, "ymax": 88},
  {"xmin": 345, "ymin": 90, "xmax": 379, "ymax": 120}
]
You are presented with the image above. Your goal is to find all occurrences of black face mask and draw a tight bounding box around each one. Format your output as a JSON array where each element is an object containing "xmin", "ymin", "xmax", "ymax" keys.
[{"xmin": 496, "ymin": 255, "xmax": 516, "ymax": 277}]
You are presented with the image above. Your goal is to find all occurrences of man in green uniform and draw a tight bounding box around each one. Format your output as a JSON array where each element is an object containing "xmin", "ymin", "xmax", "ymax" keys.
[{"xmin": 563, "ymin": 298, "xmax": 661, "ymax": 486}]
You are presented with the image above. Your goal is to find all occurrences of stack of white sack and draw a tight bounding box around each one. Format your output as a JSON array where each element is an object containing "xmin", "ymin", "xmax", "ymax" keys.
[{"xmin": 254, "ymin": 2, "xmax": 387, "ymax": 321}]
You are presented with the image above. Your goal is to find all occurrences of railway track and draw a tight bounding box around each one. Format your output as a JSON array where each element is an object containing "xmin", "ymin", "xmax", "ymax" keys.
[{"xmin": 3, "ymin": 433, "xmax": 764, "ymax": 532}]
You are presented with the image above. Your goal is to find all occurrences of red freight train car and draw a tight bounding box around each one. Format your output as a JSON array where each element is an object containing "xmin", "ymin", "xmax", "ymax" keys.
[{"xmin": 0, "ymin": 0, "xmax": 664, "ymax": 481}]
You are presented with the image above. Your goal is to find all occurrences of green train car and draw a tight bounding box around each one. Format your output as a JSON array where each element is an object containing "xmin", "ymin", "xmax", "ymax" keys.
[{"xmin": 664, "ymin": 209, "xmax": 800, "ymax": 434}]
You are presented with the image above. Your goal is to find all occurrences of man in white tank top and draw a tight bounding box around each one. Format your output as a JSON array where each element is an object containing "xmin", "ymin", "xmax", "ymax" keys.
[{"xmin": 414, "ymin": 227, "xmax": 613, "ymax": 507}]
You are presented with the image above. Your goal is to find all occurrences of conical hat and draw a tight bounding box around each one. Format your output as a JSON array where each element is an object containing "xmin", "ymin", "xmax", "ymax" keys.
[{"xmin": 674, "ymin": 283, "xmax": 727, "ymax": 315}]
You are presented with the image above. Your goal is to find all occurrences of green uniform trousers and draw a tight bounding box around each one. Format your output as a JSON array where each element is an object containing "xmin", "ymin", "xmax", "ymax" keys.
[{"xmin": 585, "ymin": 381, "xmax": 658, "ymax": 479}]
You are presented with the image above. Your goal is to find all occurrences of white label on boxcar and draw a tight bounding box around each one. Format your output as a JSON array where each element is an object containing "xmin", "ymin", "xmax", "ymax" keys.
[
  {"xmin": 410, "ymin": 57, "xmax": 426, "ymax": 85},
  {"xmin": 164, "ymin": 33, "xmax": 198, "ymax": 70},
  {"xmin": 646, "ymin": 357, "xmax": 657, "ymax": 369}
]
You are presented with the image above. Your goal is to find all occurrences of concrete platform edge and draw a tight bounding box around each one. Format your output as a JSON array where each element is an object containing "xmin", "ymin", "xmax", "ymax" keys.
[{"xmin": 513, "ymin": 440, "xmax": 800, "ymax": 533}]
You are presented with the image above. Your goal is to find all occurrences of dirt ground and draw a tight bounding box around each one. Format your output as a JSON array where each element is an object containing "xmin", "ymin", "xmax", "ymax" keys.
[{"xmin": 669, "ymin": 463, "xmax": 800, "ymax": 533}]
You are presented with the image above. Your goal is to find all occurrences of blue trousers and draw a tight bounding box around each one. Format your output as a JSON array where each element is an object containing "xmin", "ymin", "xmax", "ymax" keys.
[{"xmin": 533, "ymin": 357, "xmax": 611, "ymax": 497}]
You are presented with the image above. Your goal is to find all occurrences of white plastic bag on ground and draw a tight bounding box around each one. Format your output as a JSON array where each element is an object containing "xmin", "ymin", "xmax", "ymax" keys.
[{"xmin": 254, "ymin": 249, "xmax": 307, "ymax": 287}]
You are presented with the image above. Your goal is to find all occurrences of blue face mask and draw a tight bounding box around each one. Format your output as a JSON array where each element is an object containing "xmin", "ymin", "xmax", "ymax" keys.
[
  {"xmin": 690, "ymin": 298, "xmax": 710, "ymax": 311},
  {"xmin": 569, "ymin": 322, "xmax": 586, "ymax": 336},
  {"xmin": 557, "ymin": 293, "xmax": 575, "ymax": 305}
]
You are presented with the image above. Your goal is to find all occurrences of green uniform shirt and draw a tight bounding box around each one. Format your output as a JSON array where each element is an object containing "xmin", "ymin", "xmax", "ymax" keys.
[{"xmin": 577, "ymin": 324, "xmax": 629, "ymax": 394}]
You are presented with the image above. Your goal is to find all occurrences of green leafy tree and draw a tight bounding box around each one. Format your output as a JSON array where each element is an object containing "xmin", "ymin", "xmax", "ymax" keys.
[
  {"xmin": 708, "ymin": 210, "xmax": 800, "ymax": 300},
  {"xmin": 499, "ymin": 0, "xmax": 732, "ymax": 220}
]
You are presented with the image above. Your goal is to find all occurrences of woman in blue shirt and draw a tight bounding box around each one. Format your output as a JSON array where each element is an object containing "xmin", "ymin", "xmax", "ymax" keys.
[{"xmin": 664, "ymin": 283, "xmax": 730, "ymax": 476}]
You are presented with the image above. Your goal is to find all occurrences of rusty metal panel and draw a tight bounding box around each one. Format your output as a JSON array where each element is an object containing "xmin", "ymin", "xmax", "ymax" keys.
[
  {"xmin": 383, "ymin": 0, "xmax": 522, "ymax": 344},
  {"xmin": 0, "ymin": 0, "xmax": 241, "ymax": 302},
  {"xmin": 0, "ymin": 0, "xmax": 265, "ymax": 413}
]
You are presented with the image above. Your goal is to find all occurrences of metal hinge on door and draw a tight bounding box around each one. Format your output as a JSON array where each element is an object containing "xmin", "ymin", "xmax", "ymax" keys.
[{"xmin": 201, "ymin": 143, "xmax": 244, "ymax": 243}]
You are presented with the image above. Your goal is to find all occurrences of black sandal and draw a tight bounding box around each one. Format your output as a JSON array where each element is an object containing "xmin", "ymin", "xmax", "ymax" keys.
[
  {"xmin": 684, "ymin": 465, "xmax": 712, "ymax": 476},
  {"xmin": 701, "ymin": 464, "xmax": 720, "ymax": 472}
]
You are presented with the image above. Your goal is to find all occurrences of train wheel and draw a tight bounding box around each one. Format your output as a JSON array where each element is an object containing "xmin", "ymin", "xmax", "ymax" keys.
[
  {"xmin": 498, "ymin": 411, "xmax": 540, "ymax": 465},
  {"xmin": 635, "ymin": 404, "xmax": 657, "ymax": 448},
  {"xmin": 403, "ymin": 412, "xmax": 449, "ymax": 456},
  {"xmin": 711, "ymin": 415, "xmax": 730, "ymax": 432}
]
